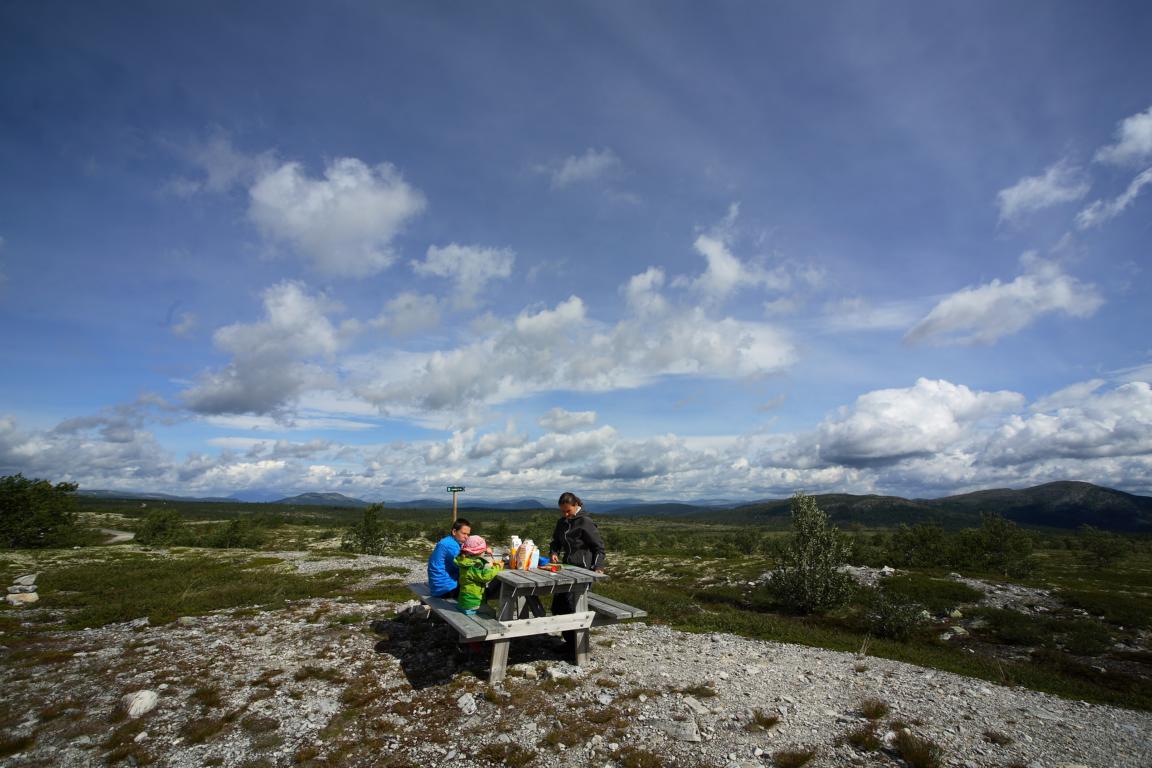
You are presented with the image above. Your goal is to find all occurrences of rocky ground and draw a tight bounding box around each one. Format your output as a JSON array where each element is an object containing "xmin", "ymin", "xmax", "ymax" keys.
[{"xmin": 1, "ymin": 554, "xmax": 1149, "ymax": 768}]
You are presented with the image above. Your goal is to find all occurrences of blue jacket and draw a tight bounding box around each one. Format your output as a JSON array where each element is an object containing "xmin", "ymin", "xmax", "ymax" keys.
[{"xmin": 427, "ymin": 535, "xmax": 462, "ymax": 596}]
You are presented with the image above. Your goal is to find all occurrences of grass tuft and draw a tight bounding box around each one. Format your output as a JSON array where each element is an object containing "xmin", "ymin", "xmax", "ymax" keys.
[
  {"xmin": 747, "ymin": 709, "xmax": 780, "ymax": 731},
  {"xmin": 892, "ymin": 730, "xmax": 944, "ymax": 768},
  {"xmin": 0, "ymin": 733, "xmax": 35, "ymax": 758},
  {"xmin": 858, "ymin": 697, "xmax": 890, "ymax": 720},
  {"xmin": 614, "ymin": 745, "xmax": 665, "ymax": 768},
  {"xmin": 476, "ymin": 743, "xmax": 536, "ymax": 767},
  {"xmin": 844, "ymin": 723, "xmax": 881, "ymax": 751},
  {"xmin": 772, "ymin": 746, "xmax": 818, "ymax": 767},
  {"xmin": 294, "ymin": 665, "xmax": 346, "ymax": 684}
]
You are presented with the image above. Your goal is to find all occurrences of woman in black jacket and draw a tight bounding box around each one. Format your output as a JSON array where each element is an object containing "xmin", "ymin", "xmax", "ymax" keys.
[
  {"xmin": 548, "ymin": 491, "xmax": 606, "ymax": 657},
  {"xmin": 548, "ymin": 491, "xmax": 606, "ymax": 572}
]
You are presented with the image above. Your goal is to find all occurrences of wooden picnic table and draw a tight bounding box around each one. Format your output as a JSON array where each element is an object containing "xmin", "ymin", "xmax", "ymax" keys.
[{"xmin": 407, "ymin": 565, "xmax": 646, "ymax": 683}]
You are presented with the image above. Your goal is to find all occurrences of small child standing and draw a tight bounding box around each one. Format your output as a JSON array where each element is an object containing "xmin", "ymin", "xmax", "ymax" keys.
[{"xmin": 454, "ymin": 535, "xmax": 503, "ymax": 615}]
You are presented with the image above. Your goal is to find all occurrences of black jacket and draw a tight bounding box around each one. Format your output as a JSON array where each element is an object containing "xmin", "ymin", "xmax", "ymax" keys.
[{"xmin": 549, "ymin": 511, "xmax": 606, "ymax": 571}]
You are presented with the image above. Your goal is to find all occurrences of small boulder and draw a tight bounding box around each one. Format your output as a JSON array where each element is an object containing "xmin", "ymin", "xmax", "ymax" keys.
[
  {"xmin": 456, "ymin": 692, "xmax": 477, "ymax": 715},
  {"xmin": 120, "ymin": 690, "xmax": 159, "ymax": 718},
  {"xmin": 5, "ymin": 593, "xmax": 38, "ymax": 606},
  {"xmin": 655, "ymin": 718, "xmax": 703, "ymax": 742}
]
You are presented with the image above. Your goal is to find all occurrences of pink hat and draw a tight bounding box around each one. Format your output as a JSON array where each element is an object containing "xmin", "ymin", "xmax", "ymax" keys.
[{"xmin": 461, "ymin": 535, "xmax": 487, "ymax": 555}]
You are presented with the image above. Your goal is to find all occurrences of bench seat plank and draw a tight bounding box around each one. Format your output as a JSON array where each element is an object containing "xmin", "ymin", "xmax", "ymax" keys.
[
  {"xmin": 408, "ymin": 583, "xmax": 600, "ymax": 640},
  {"xmin": 586, "ymin": 593, "xmax": 648, "ymax": 621}
]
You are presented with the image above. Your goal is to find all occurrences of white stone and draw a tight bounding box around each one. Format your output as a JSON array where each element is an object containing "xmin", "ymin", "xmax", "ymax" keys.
[
  {"xmin": 120, "ymin": 690, "xmax": 159, "ymax": 718},
  {"xmin": 655, "ymin": 718, "xmax": 702, "ymax": 742},
  {"xmin": 456, "ymin": 692, "xmax": 477, "ymax": 715},
  {"xmin": 14, "ymin": 573, "xmax": 38, "ymax": 586},
  {"xmin": 5, "ymin": 593, "xmax": 38, "ymax": 605},
  {"xmin": 683, "ymin": 696, "xmax": 710, "ymax": 716}
]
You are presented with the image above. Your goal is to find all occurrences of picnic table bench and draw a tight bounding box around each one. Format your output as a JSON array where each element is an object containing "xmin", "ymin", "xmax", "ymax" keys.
[{"xmin": 407, "ymin": 565, "xmax": 646, "ymax": 683}]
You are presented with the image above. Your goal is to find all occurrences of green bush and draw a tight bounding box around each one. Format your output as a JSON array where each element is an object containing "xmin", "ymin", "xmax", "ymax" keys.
[
  {"xmin": 969, "ymin": 607, "xmax": 1048, "ymax": 647},
  {"xmin": 881, "ymin": 574, "xmax": 984, "ymax": 614},
  {"xmin": 0, "ymin": 473, "xmax": 82, "ymax": 548},
  {"xmin": 860, "ymin": 589, "xmax": 924, "ymax": 641},
  {"xmin": 1060, "ymin": 618, "xmax": 1113, "ymax": 656},
  {"xmin": 339, "ymin": 504, "xmax": 419, "ymax": 555},
  {"xmin": 766, "ymin": 493, "xmax": 853, "ymax": 614},
  {"xmin": 202, "ymin": 518, "xmax": 266, "ymax": 549},
  {"xmin": 1077, "ymin": 525, "xmax": 1130, "ymax": 567},
  {"xmin": 887, "ymin": 524, "xmax": 948, "ymax": 568},
  {"xmin": 1059, "ymin": 589, "xmax": 1151, "ymax": 629},
  {"xmin": 136, "ymin": 509, "xmax": 186, "ymax": 546}
]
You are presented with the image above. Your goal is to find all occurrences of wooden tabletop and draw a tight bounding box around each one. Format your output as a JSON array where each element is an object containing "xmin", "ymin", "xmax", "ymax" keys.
[{"xmin": 495, "ymin": 565, "xmax": 603, "ymax": 591}]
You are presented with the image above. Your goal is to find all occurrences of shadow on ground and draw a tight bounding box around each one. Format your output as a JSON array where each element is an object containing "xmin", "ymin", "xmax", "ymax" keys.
[{"xmin": 370, "ymin": 615, "xmax": 574, "ymax": 689}]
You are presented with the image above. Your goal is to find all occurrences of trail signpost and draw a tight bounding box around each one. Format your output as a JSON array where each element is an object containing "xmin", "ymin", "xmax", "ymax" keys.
[{"xmin": 447, "ymin": 486, "xmax": 465, "ymax": 524}]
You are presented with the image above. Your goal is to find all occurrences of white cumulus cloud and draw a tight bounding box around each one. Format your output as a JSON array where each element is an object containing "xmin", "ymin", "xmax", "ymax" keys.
[
  {"xmin": 1075, "ymin": 167, "xmax": 1152, "ymax": 229},
  {"xmin": 548, "ymin": 148, "xmax": 621, "ymax": 188},
  {"xmin": 984, "ymin": 381, "xmax": 1152, "ymax": 466},
  {"xmin": 817, "ymin": 378, "xmax": 1025, "ymax": 466},
  {"xmin": 182, "ymin": 281, "xmax": 345, "ymax": 415},
  {"xmin": 996, "ymin": 160, "xmax": 1089, "ymax": 223},
  {"xmin": 357, "ymin": 291, "xmax": 795, "ymax": 415},
  {"xmin": 678, "ymin": 205, "xmax": 798, "ymax": 305},
  {"xmin": 412, "ymin": 243, "xmax": 515, "ymax": 308},
  {"xmin": 249, "ymin": 158, "xmax": 426, "ymax": 277},
  {"xmin": 539, "ymin": 408, "xmax": 597, "ymax": 433},
  {"xmin": 371, "ymin": 292, "xmax": 442, "ymax": 338},
  {"xmin": 905, "ymin": 256, "xmax": 1103, "ymax": 345},
  {"xmin": 1095, "ymin": 104, "xmax": 1152, "ymax": 166}
]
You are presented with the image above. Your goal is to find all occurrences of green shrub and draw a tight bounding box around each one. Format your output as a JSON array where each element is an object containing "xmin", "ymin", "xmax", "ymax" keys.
[
  {"xmin": 881, "ymin": 574, "xmax": 983, "ymax": 614},
  {"xmin": 887, "ymin": 523, "xmax": 948, "ymax": 568},
  {"xmin": 969, "ymin": 608, "xmax": 1048, "ymax": 647},
  {"xmin": 0, "ymin": 473, "xmax": 82, "ymax": 548},
  {"xmin": 766, "ymin": 493, "xmax": 853, "ymax": 614},
  {"xmin": 340, "ymin": 504, "xmax": 413, "ymax": 555},
  {"xmin": 1078, "ymin": 525, "xmax": 1130, "ymax": 567},
  {"xmin": 860, "ymin": 589, "xmax": 923, "ymax": 641},
  {"xmin": 202, "ymin": 518, "xmax": 266, "ymax": 549},
  {"xmin": 1060, "ymin": 589, "xmax": 1151, "ymax": 629},
  {"xmin": 136, "ymin": 509, "xmax": 186, "ymax": 546},
  {"xmin": 1060, "ymin": 618, "xmax": 1112, "ymax": 656}
]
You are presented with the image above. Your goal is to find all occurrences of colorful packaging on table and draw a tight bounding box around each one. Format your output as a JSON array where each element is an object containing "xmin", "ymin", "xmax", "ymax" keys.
[{"xmin": 520, "ymin": 539, "xmax": 538, "ymax": 569}]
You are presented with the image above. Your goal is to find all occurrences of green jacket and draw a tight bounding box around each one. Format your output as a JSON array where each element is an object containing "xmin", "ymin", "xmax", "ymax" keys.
[{"xmin": 453, "ymin": 553, "xmax": 502, "ymax": 611}]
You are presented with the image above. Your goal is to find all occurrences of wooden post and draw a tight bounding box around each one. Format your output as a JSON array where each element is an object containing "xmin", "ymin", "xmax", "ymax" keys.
[{"xmin": 446, "ymin": 486, "xmax": 465, "ymax": 528}]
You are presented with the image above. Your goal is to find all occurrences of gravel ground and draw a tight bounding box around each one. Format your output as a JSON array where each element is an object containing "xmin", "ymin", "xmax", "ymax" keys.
[{"xmin": 1, "ymin": 555, "xmax": 1149, "ymax": 768}]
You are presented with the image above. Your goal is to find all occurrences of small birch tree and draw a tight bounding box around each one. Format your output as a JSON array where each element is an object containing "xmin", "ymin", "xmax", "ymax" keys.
[{"xmin": 769, "ymin": 492, "xmax": 853, "ymax": 614}]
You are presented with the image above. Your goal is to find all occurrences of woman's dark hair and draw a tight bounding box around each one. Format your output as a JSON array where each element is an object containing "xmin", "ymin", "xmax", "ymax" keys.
[
  {"xmin": 452, "ymin": 518, "xmax": 472, "ymax": 532},
  {"xmin": 557, "ymin": 492, "xmax": 582, "ymax": 508}
]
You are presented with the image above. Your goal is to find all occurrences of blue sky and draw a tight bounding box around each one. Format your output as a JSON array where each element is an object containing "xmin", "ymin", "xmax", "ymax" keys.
[{"xmin": 2, "ymin": 1, "xmax": 1150, "ymax": 502}]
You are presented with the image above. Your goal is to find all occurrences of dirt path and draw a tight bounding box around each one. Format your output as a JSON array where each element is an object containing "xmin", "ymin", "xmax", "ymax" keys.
[{"xmin": 97, "ymin": 528, "xmax": 136, "ymax": 543}]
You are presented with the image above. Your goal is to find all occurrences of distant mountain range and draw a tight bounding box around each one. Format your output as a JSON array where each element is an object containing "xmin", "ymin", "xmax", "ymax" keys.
[
  {"xmin": 77, "ymin": 480, "xmax": 1152, "ymax": 531},
  {"xmin": 692, "ymin": 481, "xmax": 1152, "ymax": 532}
]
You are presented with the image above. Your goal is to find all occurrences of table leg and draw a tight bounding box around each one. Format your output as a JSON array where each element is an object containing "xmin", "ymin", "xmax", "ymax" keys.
[
  {"xmin": 497, "ymin": 583, "xmax": 518, "ymax": 622},
  {"xmin": 571, "ymin": 585, "xmax": 591, "ymax": 665},
  {"xmin": 489, "ymin": 639, "xmax": 510, "ymax": 683}
]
